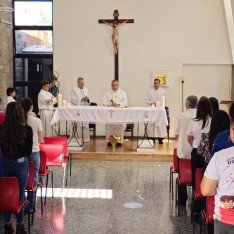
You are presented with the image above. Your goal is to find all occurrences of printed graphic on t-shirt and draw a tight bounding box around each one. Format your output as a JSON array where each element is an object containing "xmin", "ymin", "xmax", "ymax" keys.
[{"xmin": 218, "ymin": 195, "xmax": 234, "ymax": 224}]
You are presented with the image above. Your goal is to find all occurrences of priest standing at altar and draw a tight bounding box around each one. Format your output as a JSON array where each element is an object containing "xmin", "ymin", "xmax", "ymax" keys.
[
  {"xmin": 38, "ymin": 81, "xmax": 57, "ymax": 137},
  {"xmin": 145, "ymin": 78, "xmax": 167, "ymax": 144},
  {"xmin": 71, "ymin": 77, "xmax": 91, "ymax": 142},
  {"xmin": 102, "ymin": 80, "xmax": 128, "ymax": 146}
]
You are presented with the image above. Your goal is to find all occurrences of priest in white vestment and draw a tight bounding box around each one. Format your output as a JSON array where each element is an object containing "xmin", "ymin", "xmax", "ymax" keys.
[
  {"xmin": 71, "ymin": 77, "xmax": 91, "ymax": 142},
  {"xmin": 102, "ymin": 80, "xmax": 128, "ymax": 146},
  {"xmin": 145, "ymin": 78, "xmax": 167, "ymax": 144},
  {"xmin": 38, "ymin": 82, "xmax": 57, "ymax": 137}
]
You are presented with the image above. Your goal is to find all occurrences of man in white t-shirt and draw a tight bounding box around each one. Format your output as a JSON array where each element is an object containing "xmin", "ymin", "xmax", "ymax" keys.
[
  {"xmin": 174, "ymin": 95, "xmax": 198, "ymax": 206},
  {"xmin": 201, "ymin": 127, "xmax": 234, "ymax": 232}
]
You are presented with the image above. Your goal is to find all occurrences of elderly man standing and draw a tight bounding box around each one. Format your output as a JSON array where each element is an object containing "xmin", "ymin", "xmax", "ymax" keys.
[
  {"xmin": 145, "ymin": 78, "xmax": 167, "ymax": 144},
  {"xmin": 38, "ymin": 81, "xmax": 57, "ymax": 137},
  {"xmin": 71, "ymin": 77, "xmax": 91, "ymax": 142},
  {"xmin": 102, "ymin": 80, "xmax": 128, "ymax": 146},
  {"xmin": 174, "ymin": 95, "xmax": 198, "ymax": 206}
]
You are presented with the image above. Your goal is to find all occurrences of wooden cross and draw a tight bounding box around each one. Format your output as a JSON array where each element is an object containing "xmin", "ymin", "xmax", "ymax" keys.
[{"xmin": 99, "ymin": 10, "xmax": 134, "ymax": 81}]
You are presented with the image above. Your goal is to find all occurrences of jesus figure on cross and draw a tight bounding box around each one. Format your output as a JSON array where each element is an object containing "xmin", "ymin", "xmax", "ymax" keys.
[{"xmin": 102, "ymin": 19, "xmax": 129, "ymax": 54}]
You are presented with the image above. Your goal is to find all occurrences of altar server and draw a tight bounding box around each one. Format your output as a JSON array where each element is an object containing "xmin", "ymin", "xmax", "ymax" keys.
[
  {"xmin": 102, "ymin": 80, "xmax": 128, "ymax": 146},
  {"xmin": 70, "ymin": 77, "xmax": 91, "ymax": 142},
  {"xmin": 38, "ymin": 81, "xmax": 57, "ymax": 137},
  {"xmin": 145, "ymin": 78, "xmax": 167, "ymax": 144}
]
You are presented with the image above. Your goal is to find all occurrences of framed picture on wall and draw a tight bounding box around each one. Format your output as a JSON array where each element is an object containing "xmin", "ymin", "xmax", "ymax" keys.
[{"xmin": 151, "ymin": 70, "xmax": 171, "ymax": 87}]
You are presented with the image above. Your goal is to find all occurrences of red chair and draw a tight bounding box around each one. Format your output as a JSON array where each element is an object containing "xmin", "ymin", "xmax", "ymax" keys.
[
  {"xmin": 44, "ymin": 136, "xmax": 72, "ymax": 178},
  {"xmin": 175, "ymin": 158, "xmax": 192, "ymax": 216},
  {"xmin": 169, "ymin": 148, "xmax": 179, "ymax": 199},
  {"xmin": 191, "ymin": 168, "xmax": 205, "ymax": 226},
  {"xmin": 26, "ymin": 161, "xmax": 43, "ymax": 225},
  {"xmin": 0, "ymin": 111, "xmax": 5, "ymax": 125},
  {"xmin": 40, "ymin": 144, "xmax": 67, "ymax": 189},
  {"xmin": 39, "ymin": 150, "xmax": 53, "ymax": 206},
  {"xmin": 195, "ymin": 196, "xmax": 215, "ymax": 234},
  {"xmin": 0, "ymin": 177, "xmax": 30, "ymax": 233}
]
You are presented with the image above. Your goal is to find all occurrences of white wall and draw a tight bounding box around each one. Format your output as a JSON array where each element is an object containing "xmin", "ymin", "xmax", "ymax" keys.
[{"xmin": 54, "ymin": 0, "xmax": 232, "ymax": 136}]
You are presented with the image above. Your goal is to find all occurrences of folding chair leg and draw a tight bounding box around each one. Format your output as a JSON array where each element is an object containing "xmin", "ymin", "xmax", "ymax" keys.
[
  {"xmin": 176, "ymin": 178, "xmax": 180, "ymax": 217},
  {"xmin": 40, "ymin": 185, "xmax": 43, "ymax": 214},
  {"xmin": 172, "ymin": 173, "xmax": 174, "ymax": 200},
  {"xmin": 69, "ymin": 154, "xmax": 72, "ymax": 176},
  {"xmin": 62, "ymin": 165, "xmax": 67, "ymax": 189},
  {"xmin": 27, "ymin": 205, "xmax": 31, "ymax": 234},
  {"xmin": 169, "ymin": 168, "xmax": 172, "ymax": 193},
  {"xmin": 44, "ymin": 174, "xmax": 49, "ymax": 206},
  {"xmin": 51, "ymin": 171, "xmax": 54, "ymax": 198},
  {"xmin": 66, "ymin": 162, "xmax": 69, "ymax": 186}
]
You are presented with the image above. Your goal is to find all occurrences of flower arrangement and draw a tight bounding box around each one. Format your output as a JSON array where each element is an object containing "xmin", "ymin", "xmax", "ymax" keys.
[{"xmin": 109, "ymin": 134, "xmax": 121, "ymax": 146}]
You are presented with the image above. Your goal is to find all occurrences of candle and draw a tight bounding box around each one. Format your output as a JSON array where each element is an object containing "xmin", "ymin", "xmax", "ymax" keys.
[
  {"xmin": 67, "ymin": 102, "xmax": 71, "ymax": 107},
  {"xmin": 160, "ymin": 96, "xmax": 165, "ymax": 108},
  {"xmin": 156, "ymin": 101, "xmax": 160, "ymax": 107},
  {"xmin": 58, "ymin": 93, "xmax": 62, "ymax": 107},
  {"xmin": 62, "ymin": 99, "xmax": 67, "ymax": 107}
]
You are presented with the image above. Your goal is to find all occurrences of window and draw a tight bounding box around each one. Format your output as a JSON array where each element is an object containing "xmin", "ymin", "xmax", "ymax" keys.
[
  {"xmin": 13, "ymin": 0, "xmax": 53, "ymax": 114},
  {"xmin": 15, "ymin": 1, "xmax": 52, "ymax": 26}
]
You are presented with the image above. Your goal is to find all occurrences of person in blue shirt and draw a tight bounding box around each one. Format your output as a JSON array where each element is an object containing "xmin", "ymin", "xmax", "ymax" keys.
[{"xmin": 212, "ymin": 103, "xmax": 234, "ymax": 155}]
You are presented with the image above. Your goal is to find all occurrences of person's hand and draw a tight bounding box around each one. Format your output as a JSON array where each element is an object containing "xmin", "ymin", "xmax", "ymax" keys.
[
  {"xmin": 81, "ymin": 96, "xmax": 89, "ymax": 102},
  {"xmin": 46, "ymin": 98, "xmax": 53, "ymax": 104},
  {"xmin": 111, "ymin": 102, "xmax": 120, "ymax": 107}
]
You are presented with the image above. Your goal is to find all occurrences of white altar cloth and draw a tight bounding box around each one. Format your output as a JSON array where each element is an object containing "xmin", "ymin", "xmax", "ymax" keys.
[{"xmin": 51, "ymin": 106, "xmax": 168, "ymax": 125}]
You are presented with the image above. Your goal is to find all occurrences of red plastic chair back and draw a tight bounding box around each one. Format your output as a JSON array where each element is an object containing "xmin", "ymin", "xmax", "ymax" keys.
[
  {"xmin": 206, "ymin": 196, "xmax": 214, "ymax": 224},
  {"xmin": 0, "ymin": 177, "xmax": 19, "ymax": 212},
  {"xmin": 39, "ymin": 150, "xmax": 47, "ymax": 175},
  {"xmin": 0, "ymin": 111, "xmax": 5, "ymax": 126},
  {"xmin": 40, "ymin": 144, "xmax": 64, "ymax": 166},
  {"xmin": 194, "ymin": 168, "xmax": 204, "ymax": 200},
  {"xmin": 178, "ymin": 159, "xmax": 192, "ymax": 185},
  {"xmin": 44, "ymin": 137, "xmax": 68, "ymax": 158},
  {"xmin": 173, "ymin": 148, "xmax": 179, "ymax": 172},
  {"xmin": 26, "ymin": 161, "xmax": 35, "ymax": 190}
]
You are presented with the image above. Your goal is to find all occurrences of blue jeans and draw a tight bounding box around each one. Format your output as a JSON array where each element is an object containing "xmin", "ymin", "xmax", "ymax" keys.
[
  {"xmin": 3, "ymin": 156, "xmax": 29, "ymax": 224},
  {"xmin": 27, "ymin": 151, "xmax": 40, "ymax": 211}
]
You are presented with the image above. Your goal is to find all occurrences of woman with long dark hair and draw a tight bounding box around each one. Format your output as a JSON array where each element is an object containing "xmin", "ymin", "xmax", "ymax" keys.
[
  {"xmin": 21, "ymin": 97, "xmax": 42, "ymax": 215},
  {"xmin": 0, "ymin": 102, "xmax": 33, "ymax": 234},
  {"xmin": 187, "ymin": 96, "xmax": 213, "ymax": 188}
]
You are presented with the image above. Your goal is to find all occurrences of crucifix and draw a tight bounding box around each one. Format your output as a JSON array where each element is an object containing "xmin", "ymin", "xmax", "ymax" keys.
[{"xmin": 99, "ymin": 10, "xmax": 134, "ymax": 81}]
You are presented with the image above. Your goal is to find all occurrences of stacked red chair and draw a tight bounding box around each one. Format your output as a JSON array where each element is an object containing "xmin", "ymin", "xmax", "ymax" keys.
[
  {"xmin": 44, "ymin": 136, "xmax": 72, "ymax": 178},
  {"xmin": 175, "ymin": 158, "xmax": 192, "ymax": 216},
  {"xmin": 39, "ymin": 150, "xmax": 53, "ymax": 206},
  {"xmin": 191, "ymin": 168, "xmax": 205, "ymax": 231},
  {"xmin": 26, "ymin": 161, "xmax": 43, "ymax": 225}
]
